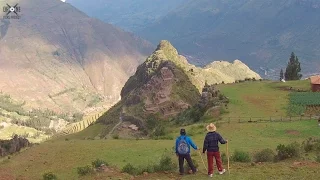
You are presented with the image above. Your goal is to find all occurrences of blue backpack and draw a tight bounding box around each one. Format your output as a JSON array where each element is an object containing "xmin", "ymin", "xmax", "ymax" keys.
[{"xmin": 177, "ymin": 136, "xmax": 189, "ymax": 154}]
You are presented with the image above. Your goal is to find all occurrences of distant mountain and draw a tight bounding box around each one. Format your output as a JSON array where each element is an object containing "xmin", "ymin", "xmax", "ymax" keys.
[
  {"xmin": 69, "ymin": 0, "xmax": 320, "ymax": 78},
  {"xmin": 0, "ymin": 0, "xmax": 153, "ymax": 113},
  {"xmin": 67, "ymin": 0, "xmax": 185, "ymax": 32},
  {"xmin": 94, "ymin": 40, "xmax": 260, "ymax": 138},
  {"xmin": 137, "ymin": 0, "xmax": 320, "ymax": 78}
]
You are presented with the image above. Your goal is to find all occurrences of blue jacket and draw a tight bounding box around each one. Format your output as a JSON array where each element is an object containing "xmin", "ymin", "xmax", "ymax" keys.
[{"xmin": 175, "ymin": 135, "xmax": 198, "ymax": 154}]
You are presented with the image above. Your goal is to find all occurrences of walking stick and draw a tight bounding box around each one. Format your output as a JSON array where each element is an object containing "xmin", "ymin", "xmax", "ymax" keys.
[
  {"xmin": 198, "ymin": 150, "xmax": 208, "ymax": 172},
  {"xmin": 226, "ymin": 141, "xmax": 230, "ymax": 174}
]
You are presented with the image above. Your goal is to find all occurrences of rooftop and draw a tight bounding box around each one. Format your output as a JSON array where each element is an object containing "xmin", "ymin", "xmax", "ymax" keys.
[{"xmin": 310, "ymin": 75, "xmax": 320, "ymax": 85}]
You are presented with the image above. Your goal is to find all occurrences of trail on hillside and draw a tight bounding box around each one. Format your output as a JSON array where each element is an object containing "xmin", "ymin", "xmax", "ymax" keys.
[{"xmin": 107, "ymin": 113, "xmax": 123, "ymax": 138}]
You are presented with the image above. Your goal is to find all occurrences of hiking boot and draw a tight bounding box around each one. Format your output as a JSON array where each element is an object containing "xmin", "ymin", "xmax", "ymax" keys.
[
  {"xmin": 209, "ymin": 174, "xmax": 213, "ymax": 177},
  {"xmin": 192, "ymin": 169, "xmax": 198, "ymax": 174},
  {"xmin": 219, "ymin": 169, "xmax": 226, "ymax": 175}
]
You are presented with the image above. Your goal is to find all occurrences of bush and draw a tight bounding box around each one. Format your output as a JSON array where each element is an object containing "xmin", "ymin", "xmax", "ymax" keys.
[
  {"xmin": 43, "ymin": 172, "xmax": 57, "ymax": 180},
  {"xmin": 254, "ymin": 149, "xmax": 275, "ymax": 162},
  {"xmin": 77, "ymin": 165, "xmax": 94, "ymax": 176},
  {"xmin": 316, "ymin": 154, "xmax": 320, "ymax": 163},
  {"xmin": 275, "ymin": 142, "xmax": 301, "ymax": 161},
  {"xmin": 232, "ymin": 150, "xmax": 251, "ymax": 162},
  {"xmin": 92, "ymin": 159, "xmax": 108, "ymax": 168},
  {"xmin": 122, "ymin": 163, "xmax": 138, "ymax": 175},
  {"xmin": 221, "ymin": 152, "xmax": 227, "ymax": 163},
  {"xmin": 154, "ymin": 153, "xmax": 177, "ymax": 172},
  {"xmin": 112, "ymin": 134, "xmax": 119, "ymax": 139},
  {"xmin": 139, "ymin": 165, "xmax": 155, "ymax": 174},
  {"xmin": 302, "ymin": 138, "xmax": 320, "ymax": 153}
]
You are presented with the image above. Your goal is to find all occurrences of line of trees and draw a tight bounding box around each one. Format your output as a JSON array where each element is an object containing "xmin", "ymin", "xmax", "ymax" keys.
[{"xmin": 280, "ymin": 52, "xmax": 302, "ymax": 81}]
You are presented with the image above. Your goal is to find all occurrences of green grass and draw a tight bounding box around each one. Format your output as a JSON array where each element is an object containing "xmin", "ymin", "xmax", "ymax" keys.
[
  {"xmin": 1, "ymin": 120, "xmax": 320, "ymax": 179},
  {"xmin": 217, "ymin": 81, "xmax": 289, "ymax": 117},
  {"xmin": 1, "ymin": 80, "xmax": 319, "ymax": 179}
]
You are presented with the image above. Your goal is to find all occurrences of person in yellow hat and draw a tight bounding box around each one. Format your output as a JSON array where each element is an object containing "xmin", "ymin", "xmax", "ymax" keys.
[{"xmin": 202, "ymin": 123, "xmax": 228, "ymax": 177}]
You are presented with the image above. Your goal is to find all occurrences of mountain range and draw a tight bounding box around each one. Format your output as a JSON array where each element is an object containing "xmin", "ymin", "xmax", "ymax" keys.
[
  {"xmin": 0, "ymin": 0, "xmax": 153, "ymax": 113},
  {"xmin": 69, "ymin": 0, "xmax": 320, "ymax": 79}
]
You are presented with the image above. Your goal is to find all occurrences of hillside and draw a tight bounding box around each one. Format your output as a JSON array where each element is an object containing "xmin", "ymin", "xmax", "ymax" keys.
[
  {"xmin": 73, "ymin": 40, "xmax": 260, "ymax": 139},
  {"xmin": 122, "ymin": 40, "xmax": 261, "ymax": 95},
  {"xmin": 67, "ymin": 0, "xmax": 185, "ymax": 32},
  {"xmin": 137, "ymin": 0, "xmax": 320, "ymax": 78},
  {"xmin": 1, "ymin": 80, "xmax": 320, "ymax": 179},
  {"xmin": 0, "ymin": 0, "xmax": 153, "ymax": 114},
  {"xmin": 72, "ymin": 0, "xmax": 320, "ymax": 78}
]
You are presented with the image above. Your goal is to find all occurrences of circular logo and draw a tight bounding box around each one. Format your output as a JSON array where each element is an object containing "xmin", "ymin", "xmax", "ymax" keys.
[{"xmin": 9, "ymin": 7, "xmax": 15, "ymax": 12}]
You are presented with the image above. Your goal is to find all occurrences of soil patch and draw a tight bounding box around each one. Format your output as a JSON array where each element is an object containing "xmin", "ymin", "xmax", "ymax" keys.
[{"xmin": 286, "ymin": 130, "xmax": 300, "ymax": 135}]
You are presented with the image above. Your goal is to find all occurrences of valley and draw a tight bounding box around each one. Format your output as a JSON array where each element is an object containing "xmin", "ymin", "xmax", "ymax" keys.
[{"xmin": 0, "ymin": 0, "xmax": 320, "ymax": 179}]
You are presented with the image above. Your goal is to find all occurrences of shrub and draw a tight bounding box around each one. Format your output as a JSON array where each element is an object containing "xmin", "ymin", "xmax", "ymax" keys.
[
  {"xmin": 122, "ymin": 163, "xmax": 138, "ymax": 175},
  {"xmin": 77, "ymin": 165, "xmax": 94, "ymax": 176},
  {"xmin": 92, "ymin": 159, "xmax": 108, "ymax": 168},
  {"xmin": 254, "ymin": 149, "xmax": 275, "ymax": 162},
  {"xmin": 152, "ymin": 125, "xmax": 166, "ymax": 137},
  {"xmin": 112, "ymin": 134, "xmax": 119, "ymax": 139},
  {"xmin": 219, "ymin": 94, "xmax": 224, "ymax": 100},
  {"xmin": 221, "ymin": 152, "xmax": 228, "ymax": 163},
  {"xmin": 43, "ymin": 172, "xmax": 57, "ymax": 180},
  {"xmin": 316, "ymin": 154, "xmax": 320, "ymax": 163},
  {"xmin": 302, "ymin": 138, "xmax": 320, "ymax": 153},
  {"xmin": 275, "ymin": 142, "xmax": 301, "ymax": 161},
  {"xmin": 140, "ymin": 165, "xmax": 155, "ymax": 174},
  {"xmin": 154, "ymin": 153, "xmax": 177, "ymax": 172},
  {"xmin": 232, "ymin": 150, "xmax": 251, "ymax": 162}
]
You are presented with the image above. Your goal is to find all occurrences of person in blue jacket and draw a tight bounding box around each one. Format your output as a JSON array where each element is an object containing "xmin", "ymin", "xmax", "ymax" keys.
[{"xmin": 175, "ymin": 128, "xmax": 198, "ymax": 175}]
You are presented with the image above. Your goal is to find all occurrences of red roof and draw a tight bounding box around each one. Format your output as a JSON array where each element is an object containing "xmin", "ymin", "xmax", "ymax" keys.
[{"xmin": 310, "ymin": 75, "xmax": 320, "ymax": 85}]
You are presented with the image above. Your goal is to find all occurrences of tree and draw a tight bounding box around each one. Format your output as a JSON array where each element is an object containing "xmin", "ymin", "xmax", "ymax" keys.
[
  {"xmin": 280, "ymin": 69, "xmax": 284, "ymax": 81},
  {"xmin": 284, "ymin": 52, "xmax": 302, "ymax": 80}
]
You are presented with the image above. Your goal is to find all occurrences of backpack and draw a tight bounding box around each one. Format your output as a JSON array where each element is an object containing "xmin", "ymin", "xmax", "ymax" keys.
[{"xmin": 177, "ymin": 136, "xmax": 189, "ymax": 154}]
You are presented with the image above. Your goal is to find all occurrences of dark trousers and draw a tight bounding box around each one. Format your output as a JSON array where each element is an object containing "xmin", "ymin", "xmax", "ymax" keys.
[
  {"xmin": 207, "ymin": 151, "xmax": 223, "ymax": 174},
  {"xmin": 178, "ymin": 154, "xmax": 196, "ymax": 174}
]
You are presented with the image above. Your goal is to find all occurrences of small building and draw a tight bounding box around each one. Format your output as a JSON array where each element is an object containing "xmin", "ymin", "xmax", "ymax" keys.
[{"xmin": 310, "ymin": 75, "xmax": 320, "ymax": 92}]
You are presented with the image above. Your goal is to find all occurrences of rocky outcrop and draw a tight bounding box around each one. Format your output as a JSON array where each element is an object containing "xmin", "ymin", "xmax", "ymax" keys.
[
  {"xmin": 0, "ymin": 135, "xmax": 31, "ymax": 157},
  {"xmin": 121, "ymin": 40, "xmax": 261, "ymax": 96}
]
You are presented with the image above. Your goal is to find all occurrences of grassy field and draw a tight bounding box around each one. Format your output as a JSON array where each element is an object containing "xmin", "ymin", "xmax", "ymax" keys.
[
  {"xmin": 216, "ymin": 80, "xmax": 311, "ymax": 118},
  {"xmin": 1, "ymin": 80, "xmax": 319, "ymax": 180},
  {"xmin": 1, "ymin": 120, "xmax": 319, "ymax": 180}
]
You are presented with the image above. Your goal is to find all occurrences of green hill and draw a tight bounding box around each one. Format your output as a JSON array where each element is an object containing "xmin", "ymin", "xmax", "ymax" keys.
[
  {"xmin": 73, "ymin": 40, "xmax": 260, "ymax": 139},
  {"xmin": 1, "ymin": 80, "xmax": 320, "ymax": 180}
]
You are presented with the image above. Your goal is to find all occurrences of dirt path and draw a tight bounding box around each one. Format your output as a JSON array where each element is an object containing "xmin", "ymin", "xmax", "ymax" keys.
[{"xmin": 107, "ymin": 113, "xmax": 123, "ymax": 138}]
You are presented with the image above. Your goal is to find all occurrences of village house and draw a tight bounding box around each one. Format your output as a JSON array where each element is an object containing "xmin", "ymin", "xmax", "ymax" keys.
[{"xmin": 310, "ymin": 75, "xmax": 320, "ymax": 92}]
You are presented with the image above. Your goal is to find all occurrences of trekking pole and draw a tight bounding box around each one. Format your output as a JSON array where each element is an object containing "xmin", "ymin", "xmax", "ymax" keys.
[
  {"xmin": 198, "ymin": 150, "xmax": 208, "ymax": 172},
  {"xmin": 226, "ymin": 141, "xmax": 230, "ymax": 175}
]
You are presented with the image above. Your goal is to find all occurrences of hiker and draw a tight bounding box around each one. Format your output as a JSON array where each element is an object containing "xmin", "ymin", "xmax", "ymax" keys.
[
  {"xmin": 175, "ymin": 128, "xmax": 198, "ymax": 175},
  {"xmin": 203, "ymin": 123, "xmax": 227, "ymax": 177}
]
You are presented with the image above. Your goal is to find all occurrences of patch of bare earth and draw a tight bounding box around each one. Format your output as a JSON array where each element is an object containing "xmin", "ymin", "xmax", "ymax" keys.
[
  {"xmin": 286, "ymin": 130, "xmax": 300, "ymax": 135},
  {"xmin": 0, "ymin": 168, "xmax": 15, "ymax": 180},
  {"xmin": 291, "ymin": 161, "xmax": 320, "ymax": 168}
]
